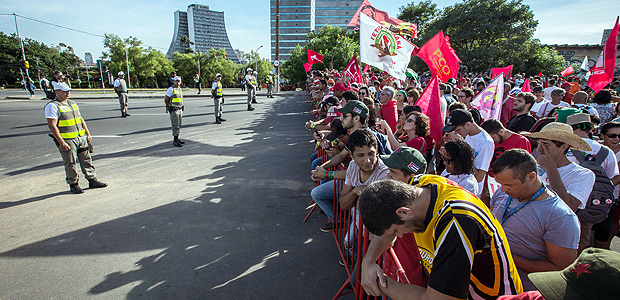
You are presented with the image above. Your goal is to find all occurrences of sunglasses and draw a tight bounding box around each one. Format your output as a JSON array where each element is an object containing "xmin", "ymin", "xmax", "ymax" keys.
[
  {"xmin": 405, "ymin": 118, "xmax": 414, "ymax": 123},
  {"xmin": 606, "ymin": 133, "xmax": 620, "ymax": 139}
]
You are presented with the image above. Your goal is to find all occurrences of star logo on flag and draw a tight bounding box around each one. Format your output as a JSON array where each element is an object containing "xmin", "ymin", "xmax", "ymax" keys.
[{"xmin": 570, "ymin": 263, "xmax": 592, "ymax": 278}]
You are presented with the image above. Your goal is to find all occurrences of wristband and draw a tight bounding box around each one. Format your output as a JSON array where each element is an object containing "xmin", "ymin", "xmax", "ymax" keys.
[
  {"xmin": 316, "ymin": 141, "xmax": 321, "ymax": 147},
  {"xmin": 311, "ymin": 123, "xmax": 316, "ymax": 129},
  {"xmin": 324, "ymin": 171, "xmax": 329, "ymax": 178},
  {"xmin": 327, "ymin": 171, "xmax": 335, "ymax": 179}
]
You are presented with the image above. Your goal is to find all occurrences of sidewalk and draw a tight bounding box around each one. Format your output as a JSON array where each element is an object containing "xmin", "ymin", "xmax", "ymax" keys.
[{"xmin": 2, "ymin": 88, "xmax": 280, "ymax": 100}]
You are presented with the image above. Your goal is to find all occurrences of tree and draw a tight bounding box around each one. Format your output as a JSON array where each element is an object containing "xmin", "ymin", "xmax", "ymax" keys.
[
  {"xmin": 281, "ymin": 25, "xmax": 359, "ymax": 85},
  {"xmin": 242, "ymin": 50, "xmax": 274, "ymax": 84},
  {"xmin": 172, "ymin": 49, "xmax": 240, "ymax": 87},
  {"xmin": 180, "ymin": 36, "xmax": 194, "ymax": 54},
  {"xmin": 400, "ymin": 0, "xmax": 566, "ymax": 75},
  {"xmin": 398, "ymin": 0, "xmax": 438, "ymax": 36}
]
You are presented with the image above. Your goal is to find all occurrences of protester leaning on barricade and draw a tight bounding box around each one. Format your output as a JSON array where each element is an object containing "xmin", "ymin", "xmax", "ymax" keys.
[{"xmin": 491, "ymin": 149, "xmax": 579, "ymax": 291}]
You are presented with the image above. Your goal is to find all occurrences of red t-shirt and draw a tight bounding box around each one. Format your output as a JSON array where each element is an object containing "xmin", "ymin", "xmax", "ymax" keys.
[
  {"xmin": 381, "ymin": 233, "xmax": 426, "ymax": 287},
  {"xmin": 501, "ymin": 96, "xmax": 516, "ymax": 126},
  {"xmin": 488, "ymin": 133, "xmax": 531, "ymax": 177},
  {"xmin": 405, "ymin": 136, "xmax": 426, "ymax": 153},
  {"xmin": 381, "ymin": 100, "xmax": 399, "ymax": 133}
]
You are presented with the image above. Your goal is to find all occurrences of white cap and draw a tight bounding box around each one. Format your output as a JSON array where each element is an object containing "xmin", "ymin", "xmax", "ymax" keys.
[
  {"xmin": 247, "ymin": 68, "xmax": 252, "ymax": 72},
  {"xmin": 216, "ymin": 73, "xmax": 222, "ymax": 77},
  {"xmin": 52, "ymin": 81, "xmax": 71, "ymax": 91},
  {"xmin": 269, "ymin": 71, "xmax": 273, "ymax": 74},
  {"xmin": 173, "ymin": 76, "xmax": 182, "ymax": 81},
  {"xmin": 253, "ymin": 71, "xmax": 258, "ymax": 75},
  {"xmin": 118, "ymin": 71, "xmax": 125, "ymax": 76}
]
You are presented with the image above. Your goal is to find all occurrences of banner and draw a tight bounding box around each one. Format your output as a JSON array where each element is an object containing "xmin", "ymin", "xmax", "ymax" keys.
[
  {"xmin": 307, "ymin": 49, "xmax": 324, "ymax": 65},
  {"xmin": 471, "ymin": 74, "xmax": 505, "ymax": 121},
  {"xmin": 344, "ymin": 54, "xmax": 362, "ymax": 83},
  {"xmin": 415, "ymin": 75, "xmax": 444, "ymax": 144},
  {"xmin": 359, "ymin": 13, "xmax": 417, "ymax": 81},
  {"xmin": 491, "ymin": 65, "xmax": 513, "ymax": 79},
  {"xmin": 414, "ymin": 30, "xmax": 460, "ymax": 83},
  {"xmin": 560, "ymin": 65, "xmax": 575, "ymax": 77},
  {"xmin": 521, "ymin": 78, "xmax": 531, "ymax": 92},
  {"xmin": 537, "ymin": 71, "xmax": 543, "ymax": 77},
  {"xmin": 588, "ymin": 17, "xmax": 619, "ymax": 93},
  {"xmin": 580, "ymin": 56, "xmax": 589, "ymax": 71},
  {"xmin": 348, "ymin": 0, "xmax": 417, "ymax": 38}
]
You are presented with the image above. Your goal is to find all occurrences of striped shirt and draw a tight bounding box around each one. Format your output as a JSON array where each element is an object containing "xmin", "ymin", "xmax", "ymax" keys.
[{"xmin": 409, "ymin": 175, "xmax": 523, "ymax": 299}]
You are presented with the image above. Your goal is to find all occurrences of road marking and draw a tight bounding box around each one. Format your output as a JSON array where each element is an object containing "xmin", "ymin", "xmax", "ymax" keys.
[{"xmin": 91, "ymin": 135, "xmax": 122, "ymax": 138}]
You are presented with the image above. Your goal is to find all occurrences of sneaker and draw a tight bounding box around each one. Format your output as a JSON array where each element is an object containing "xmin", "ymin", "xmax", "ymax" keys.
[
  {"xmin": 320, "ymin": 222, "xmax": 333, "ymax": 232},
  {"xmin": 70, "ymin": 184, "xmax": 84, "ymax": 194},
  {"xmin": 88, "ymin": 179, "xmax": 108, "ymax": 189}
]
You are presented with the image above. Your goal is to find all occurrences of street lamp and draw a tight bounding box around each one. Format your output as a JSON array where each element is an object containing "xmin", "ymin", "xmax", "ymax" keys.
[
  {"xmin": 255, "ymin": 45, "xmax": 263, "ymax": 72},
  {"xmin": 125, "ymin": 36, "xmax": 132, "ymax": 88}
]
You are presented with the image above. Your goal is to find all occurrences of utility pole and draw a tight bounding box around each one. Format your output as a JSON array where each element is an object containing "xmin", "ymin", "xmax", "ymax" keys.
[
  {"xmin": 125, "ymin": 36, "xmax": 132, "ymax": 88},
  {"xmin": 275, "ymin": 0, "xmax": 280, "ymax": 93},
  {"xmin": 197, "ymin": 51, "xmax": 201, "ymax": 77},
  {"xmin": 13, "ymin": 13, "xmax": 30, "ymax": 94},
  {"xmin": 99, "ymin": 59, "xmax": 106, "ymax": 95}
]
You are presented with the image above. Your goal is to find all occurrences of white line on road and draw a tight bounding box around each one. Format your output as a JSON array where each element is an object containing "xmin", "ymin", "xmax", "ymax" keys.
[{"xmin": 91, "ymin": 135, "xmax": 122, "ymax": 138}]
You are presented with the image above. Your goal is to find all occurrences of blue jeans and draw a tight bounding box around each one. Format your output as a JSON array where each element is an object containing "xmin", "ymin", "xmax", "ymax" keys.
[
  {"xmin": 310, "ymin": 151, "xmax": 319, "ymax": 163},
  {"xmin": 311, "ymin": 180, "xmax": 335, "ymax": 222}
]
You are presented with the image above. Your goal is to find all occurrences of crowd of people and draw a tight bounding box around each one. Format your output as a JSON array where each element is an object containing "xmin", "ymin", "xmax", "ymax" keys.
[{"xmin": 304, "ymin": 68, "xmax": 620, "ymax": 299}]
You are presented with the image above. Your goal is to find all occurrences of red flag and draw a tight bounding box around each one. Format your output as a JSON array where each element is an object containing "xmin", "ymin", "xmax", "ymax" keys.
[
  {"xmin": 348, "ymin": 0, "xmax": 417, "ymax": 37},
  {"xmin": 303, "ymin": 63, "xmax": 312, "ymax": 72},
  {"xmin": 415, "ymin": 31, "xmax": 460, "ymax": 83},
  {"xmin": 307, "ymin": 49, "xmax": 324, "ymax": 64},
  {"xmin": 588, "ymin": 17, "xmax": 619, "ymax": 92},
  {"xmin": 344, "ymin": 54, "xmax": 362, "ymax": 83},
  {"xmin": 362, "ymin": 64, "xmax": 370, "ymax": 74},
  {"xmin": 560, "ymin": 65, "xmax": 575, "ymax": 77},
  {"xmin": 416, "ymin": 75, "xmax": 444, "ymax": 144},
  {"xmin": 491, "ymin": 65, "xmax": 513, "ymax": 79},
  {"xmin": 521, "ymin": 78, "xmax": 531, "ymax": 92},
  {"xmin": 537, "ymin": 71, "xmax": 543, "ymax": 77}
]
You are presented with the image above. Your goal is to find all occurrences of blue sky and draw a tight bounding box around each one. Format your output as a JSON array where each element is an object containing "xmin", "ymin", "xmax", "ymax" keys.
[{"xmin": 0, "ymin": 0, "xmax": 618, "ymax": 63}]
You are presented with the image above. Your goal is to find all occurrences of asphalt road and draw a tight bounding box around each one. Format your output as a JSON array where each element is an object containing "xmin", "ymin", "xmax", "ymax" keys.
[{"xmin": 0, "ymin": 92, "xmax": 351, "ymax": 299}]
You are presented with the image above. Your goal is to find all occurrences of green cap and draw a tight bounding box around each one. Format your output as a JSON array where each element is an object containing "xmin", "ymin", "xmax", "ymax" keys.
[
  {"xmin": 555, "ymin": 107, "xmax": 581, "ymax": 124},
  {"xmin": 529, "ymin": 248, "xmax": 620, "ymax": 300},
  {"xmin": 380, "ymin": 146, "xmax": 427, "ymax": 175},
  {"xmin": 337, "ymin": 100, "xmax": 368, "ymax": 119}
]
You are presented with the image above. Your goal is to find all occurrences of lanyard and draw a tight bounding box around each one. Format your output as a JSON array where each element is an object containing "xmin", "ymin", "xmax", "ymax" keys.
[{"xmin": 501, "ymin": 187, "xmax": 546, "ymax": 224}]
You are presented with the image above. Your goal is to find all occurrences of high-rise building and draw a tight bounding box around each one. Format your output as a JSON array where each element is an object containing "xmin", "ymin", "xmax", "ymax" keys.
[
  {"xmin": 167, "ymin": 4, "xmax": 241, "ymax": 63},
  {"xmin": 270, "ymin": 0, "xmax": 362, "ymax": 61}
]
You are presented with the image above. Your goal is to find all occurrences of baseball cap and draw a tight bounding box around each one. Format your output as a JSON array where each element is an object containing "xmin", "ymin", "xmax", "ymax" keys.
[
  {"xmin": 442, "ymin": 109, "xmax": 473, "ymax": 132},
  {"xmin": 326, "ymin": 119, "xmax": 348, "ymax": 141},
  {"xmin": 216, "ymin": 73, "xmax": 222, "ymax": 77},
  {"xmin": 118, "ymin": 71, "xmax": 125, "ymax": 76},
  {"xmin": 555, "ymin": 107, "xmax": 581, "ymax": 123},
  {"xmin": 173, "ymin": 76, "xmax": 182, "ymax": 81},
  {"xmin": 380, "ymin": 147, "xmax": 427, "ymax": 175},
  {"xmin": 52, "ymin": 81, "xmax": 71, "ymax": 91},
  {"xmin": 321, "ymin": 95, "xmax": 339, "ymax": 107},
  {"xmin": 337, "ymin": 100, "xmax": 368, "ymax": 119},
  {"xmin": 333, "ymin": 82, "xmax": 347, "ymax": 92}
]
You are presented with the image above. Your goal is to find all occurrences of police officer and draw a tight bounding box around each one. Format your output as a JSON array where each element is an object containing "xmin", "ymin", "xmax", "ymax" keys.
[
  {"xmin": 252, "ymin": 71, "xmax": 260, "ymax": 101},
  {"xmin": 165, "ymin": 76, "xmax": 185, "ymax": 147},
  {"xmin": 45, "ymin": 81, "xmax": 107, "ymax": 194},
  {"xmin": 266, "ymin": 71, "xmax": 274, "ymax": 98},
  {"xmin": 114, "ymin": 71, "xmax": 130, "ymax": 117},
  {"xmin": 212, "ymin": 73, "xmax": 227, "ymax": 124},
  {"xmin": 245, "ymin": 68, "xmax": 255, "ymax": 111}
]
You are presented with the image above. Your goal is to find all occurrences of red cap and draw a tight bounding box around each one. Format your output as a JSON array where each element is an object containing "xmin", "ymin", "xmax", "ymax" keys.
[{"xmin": 333, "ymin": 82, "xmax": 347, "ymax": 91}]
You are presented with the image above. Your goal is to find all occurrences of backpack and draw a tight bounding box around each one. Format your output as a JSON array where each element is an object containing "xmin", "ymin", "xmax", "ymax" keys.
[{"xmin": 571, "ymin": 147, "xmax": 616, "ymax": 223}]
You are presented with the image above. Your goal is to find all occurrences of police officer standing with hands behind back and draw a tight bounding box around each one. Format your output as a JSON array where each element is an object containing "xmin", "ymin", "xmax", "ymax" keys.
[
  {"xmin": 212, "ymin": 73, "xmax": 226, "ymax": 124},
  {"xmin": 114, "ymin": 71, "xmax": 130, "ymax": 117},
  {"xmin": 165, "ymin": 76, "xmax": 185, "ymax": 147},
  {"xmin": 266, "ymin": 71, "xmax": 274, "ymax": 98},
  {"xmin": 245, "ymin": 68, "xmax": 255, "ymax": 111}
]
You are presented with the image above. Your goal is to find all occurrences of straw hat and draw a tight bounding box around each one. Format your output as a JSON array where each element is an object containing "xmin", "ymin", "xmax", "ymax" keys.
[{"xmin": 521, "ymin": 122, "xmax": 591, "ymax": 151}]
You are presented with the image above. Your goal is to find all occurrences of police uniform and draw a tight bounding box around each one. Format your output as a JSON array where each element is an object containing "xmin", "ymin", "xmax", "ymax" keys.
[
  {"xmin": 212, "ymin": 74, "xmax": 226, "ymax": 124},
  {"xmin": 44, "ymin": 82, "xmax": 107, "ymax": 193},
  {"xmin": 165, "ymin": 78, "xmax": 185, "ymax": 147},
  {"xmin": 252, "ymin": 71, "xmax": 259, "ymax": 102},
  {"xmin": 114, "ymin": 72, "xmax": 129, "ymax": 117},
  {"xmin": 245, "ymin": 68, "xmax": 255, "ymax": 111},
  {"xmin": 266, "ymin": 73, "xmax": 274, "ymax": 98}
]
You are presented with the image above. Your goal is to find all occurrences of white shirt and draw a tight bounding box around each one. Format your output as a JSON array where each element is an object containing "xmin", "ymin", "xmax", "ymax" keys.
[
  {"xmin": 538, "ymin": 162, "xmax": 595, "ymax": 209},
  {"xmin": 165, "ymin": 86, "xmax": 176, "ymax": 97},
  {"xmin": 573, "ymin": 104, "xmax": 600, "ymax": 118},
  {"xmin": 537, "ymin": 101, "xmax": 569, "ymax": 118},
  {"xmin": 441, "ymin": 170, "xmax": 480, "ymax": 197},
  {"xmin": 212, "ymin": 81, "xmax": 221, "ymax": 90},
  {"xmin": 465, "ymin": 130, "xmax": 495, "ymax": 193},
  {"xmin": 530, "ymin": 99, "xmax": 549, "ymax": 117},
  {"xmin": 44, "ymin": 100, "xmax": 78, "ymax": 120},
  {"xmin": 615, "ymin": 150, "xmax": 620, "ymax": 199},
  {"xmin": 113, "ymin": 78, "xmax": 123, "ymax": 87}
]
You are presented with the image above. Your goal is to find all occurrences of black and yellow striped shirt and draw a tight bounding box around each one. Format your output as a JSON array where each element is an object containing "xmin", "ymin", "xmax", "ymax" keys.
[{"xmin": 409, "ymin": 175, "xmax": 523, "ymax": 299}]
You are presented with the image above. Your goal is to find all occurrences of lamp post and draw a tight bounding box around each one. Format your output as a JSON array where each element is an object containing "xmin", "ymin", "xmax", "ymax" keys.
[
  {"xmin": 125, "ymin": 36, "xmax": 132, "ymax": 88},
  {"xmin": 255, "ymin": 45, "xmax": 263, "ymax": 72}
]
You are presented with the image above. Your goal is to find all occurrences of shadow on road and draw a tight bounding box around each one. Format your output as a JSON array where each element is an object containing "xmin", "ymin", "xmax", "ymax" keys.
[{"xmin": 0, "ymin": 93, "xmax": 344, "ymax": 299}]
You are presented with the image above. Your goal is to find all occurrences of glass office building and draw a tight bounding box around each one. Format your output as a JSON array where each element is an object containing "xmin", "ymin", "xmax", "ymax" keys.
[
  {"xmin": 270, "ymin": 0, "xmax": 362, "ymax": 61},
  {"xmin": 167, "ymin": 4, "xmax": 241, "ymax": 63}
]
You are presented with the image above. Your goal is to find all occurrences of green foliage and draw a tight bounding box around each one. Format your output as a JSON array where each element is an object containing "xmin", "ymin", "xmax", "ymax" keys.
[
  {"xmin": 242, "ymin": 50, "xmax": 274, "ymax": 84},
  {"xmin": 103, "ymin": 34, "xmax": 174, "ymax": 88},
  {"xmin": 0, "ymin": 32, "xmax": 80, "ymax": 85},
  {"xmin": 399, "ymin": 0, "xmax": 566, "ymax": 75},
  {"xmin": 281, "ymin": 25, "xmax": 359, "ymax": 85},
  {"xmin": 171, "ymin": 49, "xmax": 240, "ymax": 87}
]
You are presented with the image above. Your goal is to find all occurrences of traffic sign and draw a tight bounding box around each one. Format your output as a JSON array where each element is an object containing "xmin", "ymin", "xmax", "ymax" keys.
[{"xmin": 273, "ymin": 59, "xmax": 280, "ymax": 67}]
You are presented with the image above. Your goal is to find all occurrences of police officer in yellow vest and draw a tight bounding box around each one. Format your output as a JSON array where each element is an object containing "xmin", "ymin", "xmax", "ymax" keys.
[
  {"xmin": 211, "ymin": 73, "xmax": 227, "ymax": 124},
  {"xmin": 114, "ymin": 71, "xmax": 130, "ymax": 117},
  {"xmin": 45, "ymin": 81, "xmax": 108, "ymax": 194},
  {"xmin": 165, "ymin": 76, "xmax": 185, "ymax": 147},
  {"xmin": 245, "ymin": 68, "xmax": 256, "ymax": 111},
  {"xmin": 266, "ymin": 71, "xmax": 274, "ymax": 98}
]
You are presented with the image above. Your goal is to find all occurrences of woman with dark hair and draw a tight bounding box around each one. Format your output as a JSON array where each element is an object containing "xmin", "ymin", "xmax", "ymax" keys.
[
  {"xmin": 591, "ymin": 90, "xmax": 616, "ymax": 124},
  {"xmin": 376, "ymin": 111, "xmax": 429, "ymax": 153},
  {"xmin": 358, "ymin": 86, "xmax": 370, "ymax": 99},
  {"xmin": 440, "ymin": 139, "xmax": 479, "ymax": 196},
  {"xmin": 395, "ymin": 90, "xmax": 407, "ymax": 114},
  {"xmin": 405, "ymin": 87, "xmax": 419, "ymax": 105}
]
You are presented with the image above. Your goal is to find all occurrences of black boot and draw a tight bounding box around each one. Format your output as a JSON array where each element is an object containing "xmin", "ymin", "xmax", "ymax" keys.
[
  {"xmin": 247, "ymin": 105, "xmax": 255, "ymax": 111},
  {"xmin": 88, "ymin": 179, "xmax": 108, "ymax": 188},
  {"xmin": 124, "ymin": 112, "xmax": 131, "ymax": 116},
  {"xmin": 216, "ymin": 117, "xmax": 222, "ymax": 124},
  {"xmin": 219, "ymin": 116, "xmax": 226, "ymax": 122},
  {"xmin": 69, "ymin": 183, "xmax": 84, "ymax": 194},
  {"xmin": 173, "ymin": 136, "xmax": 183, "ymax": 147}
]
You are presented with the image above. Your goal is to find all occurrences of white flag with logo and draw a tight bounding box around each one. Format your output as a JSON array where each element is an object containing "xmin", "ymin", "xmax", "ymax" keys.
[
  {"xmin": 580, "ymin": 56, "xmax": 589, "ymax": 71},
  {"xmin": 359, "ymin": 13, "xmax": 416, "ymax": 81}
]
